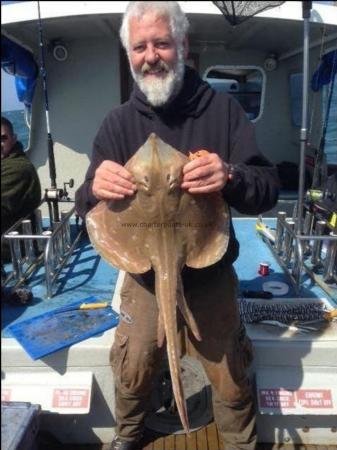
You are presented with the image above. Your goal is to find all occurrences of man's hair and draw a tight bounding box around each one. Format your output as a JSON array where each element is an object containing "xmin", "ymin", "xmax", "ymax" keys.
[
  {"xmin": 120, "ymin": 1, "xmax": 189, "ymax": 52},
  {"xmin": 1, "ymin": 116, "xmax": 14, "ymax": 135}
]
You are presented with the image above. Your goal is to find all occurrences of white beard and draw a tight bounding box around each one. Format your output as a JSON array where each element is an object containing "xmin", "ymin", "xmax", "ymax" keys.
[{"xmin": 130, "ymin": 51, "xmax": 185, "ymax": 107}]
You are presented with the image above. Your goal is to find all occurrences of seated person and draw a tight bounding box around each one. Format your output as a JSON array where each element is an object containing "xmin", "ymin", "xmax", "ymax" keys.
[{"xmin": 1, "ymin": 116, "xmax": 42, "ymax": 261}]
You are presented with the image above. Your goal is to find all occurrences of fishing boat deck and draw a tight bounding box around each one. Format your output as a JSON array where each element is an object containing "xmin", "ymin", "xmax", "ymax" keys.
[
  {"xmin": 39, "ymin": 421, "xmax": 337, "ymax": 449},
  {"xmin": 2, "ymin": 218, "xmax": 337, "ymax": 448},
  {"xmin": 141, "ymin": 423, "xmax": 337, "ymax": 450}
]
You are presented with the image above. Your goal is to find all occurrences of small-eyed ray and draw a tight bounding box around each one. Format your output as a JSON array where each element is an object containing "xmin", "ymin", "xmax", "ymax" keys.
[{"xmin": 86, "ymin": 133, "xmax": 230, "ymax": 433}]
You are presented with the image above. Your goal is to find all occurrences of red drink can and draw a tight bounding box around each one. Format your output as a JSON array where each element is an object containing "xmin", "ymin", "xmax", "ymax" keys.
[{"xmin": 258, "ymin": 262, "xmax": 270, "ymax": 276}]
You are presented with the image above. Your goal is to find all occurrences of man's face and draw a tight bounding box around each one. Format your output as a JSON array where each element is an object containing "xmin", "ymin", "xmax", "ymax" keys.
[
  {"xmin": 1, "ymin": 124, "xmax": 17, "ymax": 159},
  {"xmin": 128, "ymin": 12, "xmax": 187, "ymax": 107}
]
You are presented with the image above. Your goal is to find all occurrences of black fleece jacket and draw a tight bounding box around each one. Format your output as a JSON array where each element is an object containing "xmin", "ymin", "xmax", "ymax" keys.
[
  {"xmin": 75, "ymin": 66, "xmax": 279, "ymax": 275},
  {"xmin": 2, "ymin": 141, "xmax": 41, "ymax": 235}
]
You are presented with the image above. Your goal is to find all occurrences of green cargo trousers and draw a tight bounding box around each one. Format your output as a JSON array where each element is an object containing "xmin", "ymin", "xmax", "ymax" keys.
[{"xmin": 110, "ymin": 265, "xmax": 256, "ymax": 449}]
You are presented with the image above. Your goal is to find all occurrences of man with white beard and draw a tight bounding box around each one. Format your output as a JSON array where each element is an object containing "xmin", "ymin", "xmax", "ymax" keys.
[{"xmin": 75, "ymin": 2, "xmax": 279, "ymax": 449}]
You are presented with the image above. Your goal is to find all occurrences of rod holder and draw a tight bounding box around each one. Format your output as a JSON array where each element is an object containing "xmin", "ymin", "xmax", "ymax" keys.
[
  {"xmin": 22, "ymin": 219, "xmax": 35, "ymax": 264},
  {"xmin": 2, "ymin": 202, "xmax": 82, "ymax": 299},
  {"xmin": 275, "ymin": 211, "xmax": 287, "ymax": 253},
  {"xmin": 323, "ymin": 231, "xmax": 337, "ymax": 282},
  {"xmin": 311, "ymin": 220, "xmax": 326, "ymax": 268},
  {"xmin": 283, "ymin": 220, "xmax": 295, "ymax": 266},
  {"xmin": 52, "ymin": 221, "xmax": 64, "ymax": 260},
  {"xmin": 8, "ymin": 231, "xmax": 23, "ymax": 280},
  {"xmin": 42, "ymin": 230, "xmax": 54, "ymax": 268},
  {"xmin": 303, "ymin": 210, "xmax": 314, "ymax": 256},
  {"xmin": 34, "ymin": 209, "xmax": 45, "ymax": 251},
  {"xmin": 61, "ymin": 210, "xmax": 71, "ymax": 250}
]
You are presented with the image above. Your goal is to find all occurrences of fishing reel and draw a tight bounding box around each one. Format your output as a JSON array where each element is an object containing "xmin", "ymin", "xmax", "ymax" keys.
[
  {"xmin": 45, "ymin": 178, "xmax": 76, "ymax": 226},
  {"xmin": 61, "ymin": 178, "xmax": 74, "ymax": 201},
  {"xmin": 44, "ymin": 178, "xmax": 74, "ymax": 202}
]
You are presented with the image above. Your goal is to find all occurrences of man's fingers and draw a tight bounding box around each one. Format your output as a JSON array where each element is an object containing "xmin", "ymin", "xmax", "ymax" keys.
[
  {"xmin": 94, "ymin": 189, "xmax": 126, "ymax": 201},
  {"xmin": 183, "ymin": 153, "xmax": 225, "ymax": 180},
  {"xmin": 92, "ymin": 160, "xmax": 137, "ymax": 201},
  {"xmin": 182, "ymin": 153, "xmax": 229, "ymax": 193},
  {"xmin": 183, "ymin": 181, "xmax": 221, "ymax": 194},
  {"xmin": 97, "ymin": 179, "xmax": 135, "ymax": 194},
  {"xmin": 93, "ymin": 178, "xmax": 136, "ymax": 199},
  {"xmin": 183, "ymin": 155, "xmax": 210, "ymax": 176},
  {"xmin": 104, "ymin": 174, "xmax": 136, "ymax": 191},
  {"xmin": 183, "ymin": 163, "xmax": 213, "ymax": 181},
  {"xmin": 113, "ymin": 167, "xmax": 136, "ymax": 184},
  {"xmin": 181, "ymin": 177, "xmax": 222, "ymax": 193},
  {"xmin": 96, "ymin": 164, "xmax": 136, "ymax": 186}
]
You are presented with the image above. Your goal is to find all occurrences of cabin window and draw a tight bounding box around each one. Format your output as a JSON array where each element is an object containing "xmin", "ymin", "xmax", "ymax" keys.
[
  {"xmin": 1, "ymin": 70, "xmax": 31, "ymax": 151},
  {"xmin": 203, "ymin": 65, "xmax": 265, "ymax": 122},
  {"xmin": 289, "ymin": 73, "xmax": 302, "ymax": 128}
]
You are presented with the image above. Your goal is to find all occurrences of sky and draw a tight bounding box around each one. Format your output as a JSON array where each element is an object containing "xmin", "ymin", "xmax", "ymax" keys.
[{"xmin": 1, "ymin": 1, "xmax": 32, "ymax": 111}]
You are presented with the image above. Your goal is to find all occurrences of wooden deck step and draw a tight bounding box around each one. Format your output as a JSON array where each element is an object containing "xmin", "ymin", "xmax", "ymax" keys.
[
  {"xmin": 139, "ymin": 422, "xmax": 337, "ymax": 450},
  {"xmin": 140, "ymin": 422, "xmax": 337, "ymax": 450},
  {"xmin": 39, "ymin": 422, "xmax": 337, "ymax": 449}
]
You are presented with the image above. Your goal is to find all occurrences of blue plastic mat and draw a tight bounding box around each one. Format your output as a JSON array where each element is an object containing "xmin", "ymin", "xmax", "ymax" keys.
[{"xmin": 7, "ymin": 296, "xmax": 119, "ymax": 360}]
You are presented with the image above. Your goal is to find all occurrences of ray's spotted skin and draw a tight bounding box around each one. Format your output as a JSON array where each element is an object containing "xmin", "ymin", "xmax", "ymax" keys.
[{"xmin": 86, "ymin": 133, "xmax": 230, "ymax": 433}]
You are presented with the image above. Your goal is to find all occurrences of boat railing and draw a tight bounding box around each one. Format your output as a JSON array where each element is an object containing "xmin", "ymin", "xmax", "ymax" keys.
[
  {"xmin": 257, "ymin": 210, "xmax": 337, "ymax": 299},
  {"xmin": 2, "ymin": 201, "xmax": 84, "ymax": 299}
]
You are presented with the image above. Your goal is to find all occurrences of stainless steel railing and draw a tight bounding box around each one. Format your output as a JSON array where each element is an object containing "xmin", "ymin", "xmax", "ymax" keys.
[
  {"xmin": 2, "ymin": 202, "xmax": 83, "ymax": 298},
  {"xmin": 257, "ymin": 210, "xmax": 337, "ymax": 298}
]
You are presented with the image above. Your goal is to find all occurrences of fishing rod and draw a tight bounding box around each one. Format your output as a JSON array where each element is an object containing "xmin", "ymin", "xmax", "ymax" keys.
[
  {"xmin": 312, "ymin": 50, "xmax": 337, "ymax": 190},
  {"xmin": 296, "ymin": 0, "xmax": 312, "ymax": 235},
  {"xmin": 37, "ymin": 0, "xmax": 60, "ymax": 223}
]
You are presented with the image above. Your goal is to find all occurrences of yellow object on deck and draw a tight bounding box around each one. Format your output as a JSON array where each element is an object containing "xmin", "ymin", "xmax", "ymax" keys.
[
  {"xmin": 255, "ymin": 221, "xmax": 275, "ymax": 242},
  {"xmin": 323, "ymin": 309, "xmax": 337, "ymax": 321},
  {"xmin": 328, "ymin": 212, "xmax": 337, "ymax": 229},
  {"xmin": 79, "ymin": 302, "xmax": 109, "ymax": 310}
]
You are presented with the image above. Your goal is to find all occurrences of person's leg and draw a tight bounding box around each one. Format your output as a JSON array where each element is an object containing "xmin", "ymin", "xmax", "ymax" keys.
[
  {"xmin": 185, "ymin": 266, "xmax": 256, "ymax": 450},
  {"xmin": 210, "ymin": 325, "xmax": 256, "ymax": 450},
  {"xmin": 110, "ymin": 274, "xmax": 165, "ymax": 442}
]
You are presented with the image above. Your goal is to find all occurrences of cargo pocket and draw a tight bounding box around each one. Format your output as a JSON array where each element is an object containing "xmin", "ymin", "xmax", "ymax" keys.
[
  {"xmin": 110, "ymin": 330, "xmax": 129, "ymax": 387},
  {"xmin": 120, "ymin": 274, "xmax": 135, "ymax": 304},
  {"xmin": 237, "ymin": 323, "xmax": 254, "ymax": 369}
]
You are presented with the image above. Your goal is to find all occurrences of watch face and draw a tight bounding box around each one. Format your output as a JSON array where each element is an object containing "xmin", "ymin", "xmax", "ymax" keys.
[{"xmin": 228, "ymin": 164, "xmax": 235, "ymax": 181}]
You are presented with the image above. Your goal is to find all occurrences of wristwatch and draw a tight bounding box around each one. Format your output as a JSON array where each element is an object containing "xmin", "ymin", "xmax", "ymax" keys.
[{"xmin": 228, "ymin": 163, "xmax": 235, "ymax": 182}]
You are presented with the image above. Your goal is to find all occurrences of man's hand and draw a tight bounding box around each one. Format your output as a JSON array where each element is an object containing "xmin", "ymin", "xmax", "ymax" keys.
[
  {"xmin": 92, "ymin": 160, "xmax": 137, "ymax": 200},
  {"xmin": 181, "ymin": 152, "xmax": 229, "ymax": 194}
]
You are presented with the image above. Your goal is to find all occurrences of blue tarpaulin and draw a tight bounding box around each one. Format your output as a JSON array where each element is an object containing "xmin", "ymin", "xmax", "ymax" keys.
[
  {"xmin": 311, "ymin": 49, "xmax": 337, "ymax": 92},
  {"xmin": 1, "ymin": 35, "xmax": 38, "ymax": 108}
]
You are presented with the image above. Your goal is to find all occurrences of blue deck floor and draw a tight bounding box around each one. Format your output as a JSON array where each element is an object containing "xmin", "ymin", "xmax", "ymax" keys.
[{"xmin": 2, "ymin": 217, "xmax": 336, "ymax": 339}]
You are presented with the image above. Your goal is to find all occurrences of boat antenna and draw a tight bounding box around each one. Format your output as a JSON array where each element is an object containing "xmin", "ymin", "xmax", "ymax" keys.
[
  {"xmin": 296, "ymin": 0, "xmax": 312, "ymax": 235},
  {"xmin": 37, "ymin": 0, "xmax": 60, "ymax": 223}
]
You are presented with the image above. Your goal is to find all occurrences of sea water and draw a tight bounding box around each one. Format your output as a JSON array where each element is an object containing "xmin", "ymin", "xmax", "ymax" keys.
[{"xmin": 2, "ymin": 109, "xmax": 29, "ymax": 149}]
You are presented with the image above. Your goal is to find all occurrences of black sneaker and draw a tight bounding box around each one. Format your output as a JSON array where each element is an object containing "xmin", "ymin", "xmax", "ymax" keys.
[{"xmin": 109, "ymin": 436, "xmax": 142, "ymax": 450}]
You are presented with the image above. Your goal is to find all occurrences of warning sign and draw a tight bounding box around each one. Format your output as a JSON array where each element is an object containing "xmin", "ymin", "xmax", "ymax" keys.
[
  {"xmin": 1, "ymin": 389, "xmax": 12, "ymax": 402},
  {"xmin": 1, "ymin": 371, "xmax": 92, "ymax": 414},
  {"xmin": 259, "ymin": 388, "xmax": 296, "ymax": 409},
  {"xmin": 52, "ymin": 389, "xmax": 90, "ymax": 409},
  {"xmin": 296, "ymin": 389, "xmax": 333, "ymax": 408},
  {"xmin": 259, "ymin": 388, "xmax": 334, "ymax": 411}
]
